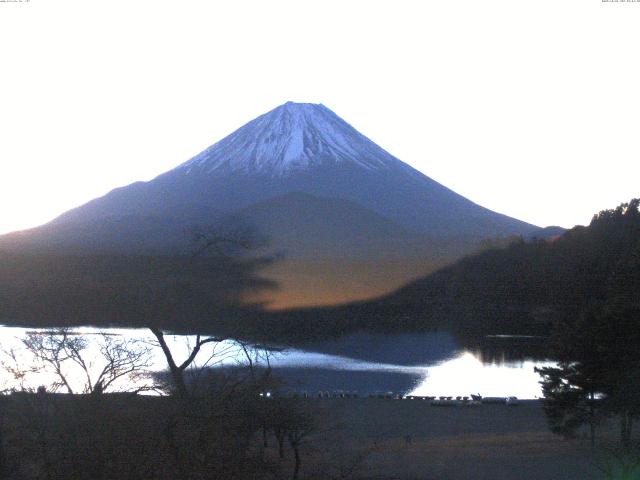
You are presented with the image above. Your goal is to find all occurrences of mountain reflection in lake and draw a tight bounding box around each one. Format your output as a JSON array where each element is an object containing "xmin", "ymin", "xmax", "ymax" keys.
[{"xmin": 0, "ymin": 327, "xmax": 551, "ymax": 398}]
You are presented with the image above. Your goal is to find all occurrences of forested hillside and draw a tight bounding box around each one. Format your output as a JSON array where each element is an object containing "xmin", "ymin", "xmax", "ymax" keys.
[{"xmin": 369, "ymin": 199, "xmax": 640, "ymax": 336}]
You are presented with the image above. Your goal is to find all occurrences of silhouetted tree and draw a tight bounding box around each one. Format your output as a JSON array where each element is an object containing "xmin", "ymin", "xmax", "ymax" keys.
[
  {"xmin": 21, "ymin": 329, "xmax": 153, "ymax": 394},
  {"xmin": 536, "ymin": 345, "xmax": 603, "ymax": 446},
  {"xmin": 145, "ymin": 227, "xmax": 275, "ymax": 398},
  {"xmin": 149, "ymin": 329, "xmax": 231, "ymax": 398},
  {"xmin": 286, "ymin": 402, "xmax": 316, "ymax": 480},
  {"xmin": 537, "ymin": 200, "xmax": 640, "ymax": 448}
]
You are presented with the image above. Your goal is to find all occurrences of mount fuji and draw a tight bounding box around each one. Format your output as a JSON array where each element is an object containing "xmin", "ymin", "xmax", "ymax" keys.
[{"xmin": 0, "ymin": 102, "xmax": 544, "ymax": 307}]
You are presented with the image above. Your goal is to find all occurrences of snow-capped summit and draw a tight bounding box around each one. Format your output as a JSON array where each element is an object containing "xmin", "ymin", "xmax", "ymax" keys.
[{"xmin": 178, "ymin": 102, "xmax": 397, "ymax": 176}]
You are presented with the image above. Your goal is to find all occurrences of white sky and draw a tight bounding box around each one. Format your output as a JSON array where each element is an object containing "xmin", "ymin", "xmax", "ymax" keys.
[{"xmin": 1, "ymin": 0, "xmax": 638, "ymax": 235}]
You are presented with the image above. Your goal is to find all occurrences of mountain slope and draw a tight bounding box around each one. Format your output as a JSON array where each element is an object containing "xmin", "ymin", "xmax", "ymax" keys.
[
  {"xmin": 49, "ymin": 102, "xmax": 538, "ymax": 238},
  {"xmin": 224, "ymin": 191, "xmax": 438, "ymax": 259},
  {"xmin": 0, "ymin": 102, "xmax": 544, "ymax": 307}
]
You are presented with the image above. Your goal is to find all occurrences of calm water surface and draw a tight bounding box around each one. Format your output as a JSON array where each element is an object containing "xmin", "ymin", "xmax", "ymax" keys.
[{"xmin": 0, "ymin": 326, "xmax": 552, "ymax": 398}]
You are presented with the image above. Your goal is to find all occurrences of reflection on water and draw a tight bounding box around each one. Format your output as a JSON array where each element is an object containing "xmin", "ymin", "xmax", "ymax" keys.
[
  {"xmin": 407, "ymin": 351, "xmax": 552, "ymax": 399},
  {"xmin": 0, "ymin": 326, "xmax": 552, "ymax": 398},
  {"xmin": 300, "ymin": 331, "xmax": 460, "ymax": 366},
  {"xmin": 270, "ymin": 349, "xmax": 552, "ymax": 398}
]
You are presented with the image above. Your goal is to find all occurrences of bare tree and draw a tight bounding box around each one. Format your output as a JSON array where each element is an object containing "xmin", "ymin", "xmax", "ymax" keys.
[
  {"xmin": 21, "ymin": 329, "xmax": 153, "ymax": 394},
  {"xmin": 286, "ymin": 403, "xmax": 317, "ymax": 480},
  {"xmin": 1, "ymin": 347, "xmax": 38, "ymax": 392},
  {"xmin": 260, "ymin": 396, "xmax": 318, "ymax": 479},
  {"xmin": 94, "ymin": 333, "xmax": 154, "ymax": 393},
  {"xmin": 149, "ymin": 329, "xmax": 239, "ymax": 398},
  {"xmin": 147, "ymin": 226, "xmax": 275, "ymax": 399},
  {"xmin": 237, "ymin": 341, "xmax": 281, "ymax": 380}
]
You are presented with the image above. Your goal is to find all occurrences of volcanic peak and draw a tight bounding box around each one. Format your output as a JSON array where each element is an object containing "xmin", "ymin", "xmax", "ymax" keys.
[{"xmin": 177, "ymin": 102, "xmax": 399, "ymax": 177}]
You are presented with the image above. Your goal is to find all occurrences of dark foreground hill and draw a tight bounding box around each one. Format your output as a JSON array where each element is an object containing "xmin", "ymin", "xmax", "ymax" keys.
[
  {"xmin": 358, "ymin": 199, "xmax": 640, "ymax": 335},
  {"xmin": 244, "ymin": 199, "xmax": 639, "ymax": 344}
]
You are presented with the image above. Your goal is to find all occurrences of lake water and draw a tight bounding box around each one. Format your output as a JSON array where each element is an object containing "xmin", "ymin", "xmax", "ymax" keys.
[{"xmin": 0, "ymin": 326, "xmax": 552, "ymax": 398}]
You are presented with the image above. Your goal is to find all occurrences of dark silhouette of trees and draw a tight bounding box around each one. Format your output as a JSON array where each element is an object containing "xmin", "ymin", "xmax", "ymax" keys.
[
  {"xmin": 149, "ymin": 329, "xmax": 227, "ymax": 399},
  {"xmin": 19, "ymin": 329, "xmax": 153, "ymax": 394},
  {"xmin": 537, "ymin": 306, "xmax": 640, "ymax": 448},
  {"xmin": 536, "ymin": 200, "xmax": 640, "ymax": 448},
  {"xmin": 260, "ymin": 396, "xmax": 317, "ymax": 480},
  {"xmin": 286, "ymin": 404, "xmax": 316, "ymax": 480},
  {"xmin": 536, "ymin": 313, "xmax": 606, "ymax": 447},
  {"xmin": 0, "ymin": 382, "xmax": 278, "ymax": 479},
  {"xmin": 367, "ymin": 199, "xmax": 640, "ymax": 338}
]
